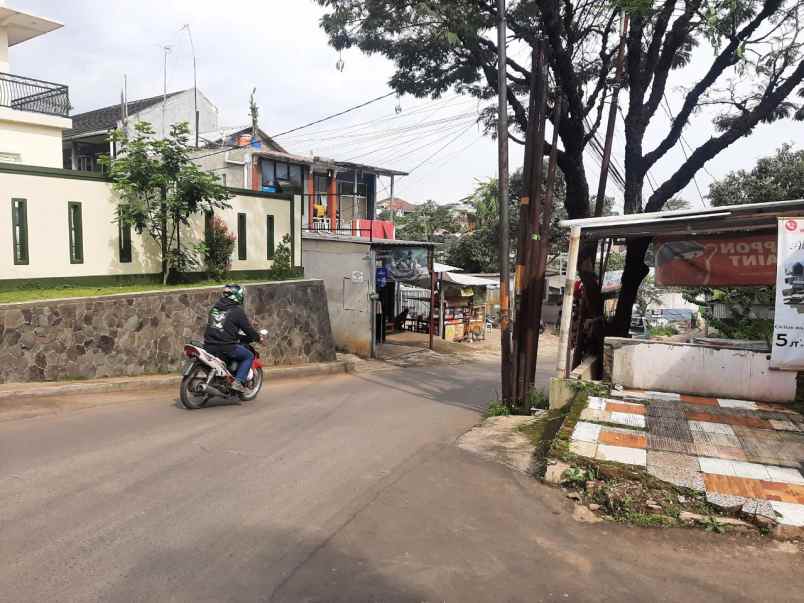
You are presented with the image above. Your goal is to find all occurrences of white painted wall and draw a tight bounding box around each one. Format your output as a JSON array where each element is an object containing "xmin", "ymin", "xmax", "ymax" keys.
[
  {"xmin": 607, "ymin": 337, "xmax": 796, "ymax": 403},
  {"xmin": 0, "ymin": 169, "xmax": 299, "ymax": 280},
  {"xmin": 0, "ymin": 107, "xmax": 71, "ymax": 168},
  {"xmin": 303, "ymin": 237, "xmax": 374, "ymax": 357},
  {"xmin": 131, "ymin": 89, "xmax": 218, "ymax": 142}
]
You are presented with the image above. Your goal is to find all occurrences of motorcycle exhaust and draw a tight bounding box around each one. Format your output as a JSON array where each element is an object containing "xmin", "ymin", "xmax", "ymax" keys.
[{"xmin": 199, "ymin": 383, "xmax": 230, "ymax": 398}]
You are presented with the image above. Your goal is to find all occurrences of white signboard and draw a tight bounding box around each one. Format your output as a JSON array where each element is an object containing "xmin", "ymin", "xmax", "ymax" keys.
[{"xmin": 770, "ymin": 217, "xmax": 804, "ymax": 369}]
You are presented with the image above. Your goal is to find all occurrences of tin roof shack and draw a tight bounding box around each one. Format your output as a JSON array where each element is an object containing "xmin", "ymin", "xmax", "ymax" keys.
[
  {"xmin": 302, "ymin": 233, "xmax": 436, "ymax": 358},
  {"xmin": 553, "ymin": 199, "xmax": 804, "ymax": 407}
]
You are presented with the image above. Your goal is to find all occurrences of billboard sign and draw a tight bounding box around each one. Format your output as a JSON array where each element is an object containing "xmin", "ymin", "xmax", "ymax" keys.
[
  {"xmin": 771, "ymin": 218, "xmax": 804, "ymax": 369},
  {"xmin": 654, "ymin": 233, "xmax": 776, "ymax": 286}
]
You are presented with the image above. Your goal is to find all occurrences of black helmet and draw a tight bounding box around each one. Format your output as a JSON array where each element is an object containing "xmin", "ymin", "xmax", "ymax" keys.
[{"xmin": 223, "ymin": 284, "xmax": 245, "ymax": 304}]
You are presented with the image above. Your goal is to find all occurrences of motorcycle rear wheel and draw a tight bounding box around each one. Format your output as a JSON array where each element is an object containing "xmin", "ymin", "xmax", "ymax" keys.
[
  {"xmin": 238, "ymin": 367, "xmax": 263, "ymax": 402},
  {"xmin": 180, "ymin": 365, "xmax": 209, "ymax": 410}
]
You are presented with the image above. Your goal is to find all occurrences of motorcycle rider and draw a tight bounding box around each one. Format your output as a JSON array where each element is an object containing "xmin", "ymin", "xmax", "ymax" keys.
[{"xmin": 203, "ymin": 284, "xmax": 261, "ymax": 392}]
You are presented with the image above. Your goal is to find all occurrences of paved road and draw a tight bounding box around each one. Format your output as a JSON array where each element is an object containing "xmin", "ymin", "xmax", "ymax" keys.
[{"xmin": 1, "ymin": 359, "xmax": 801, "ymax": 602}]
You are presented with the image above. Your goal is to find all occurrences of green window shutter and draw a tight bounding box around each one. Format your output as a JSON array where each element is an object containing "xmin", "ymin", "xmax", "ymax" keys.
[
  {"xmin": 237, "ymin": 212, "xmax": 247, "ymax": 260},
  {"xmin": 11, "ymin": 198, "xmax": 29, "ymax": 265},
  {"xmin": 267, "ymin": 214, "xmax": 275, "ymax": 260},
  {"xmin": 68, "ymin": 202, "xmax": 83, "ymax": 264},
  {"xmin": 118, "ymin": 206, "xmax": 132, "ymax": 263},
  {"xmin": 204, "ymin": 211, "xmax": 213, "ymax": 247}
]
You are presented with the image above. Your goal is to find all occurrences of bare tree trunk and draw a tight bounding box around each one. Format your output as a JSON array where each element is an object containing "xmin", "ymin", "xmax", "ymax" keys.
[
  {"xmin": 609, "ymin": 237, "xmax": 651, "ymax": 336},
  {"xmin": 161, "ymin": 186, "xmax": 169, "ymax": 285}
]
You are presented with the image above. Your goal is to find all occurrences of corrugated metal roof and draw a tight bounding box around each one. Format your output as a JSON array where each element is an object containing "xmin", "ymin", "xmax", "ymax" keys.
[
  {"xmin": 64, "ymin": 90, "xmax": 188, "ymax": 138},
  {"xmin": 560, "ymin": 199, "xmax": 804, "ymax": 239}
]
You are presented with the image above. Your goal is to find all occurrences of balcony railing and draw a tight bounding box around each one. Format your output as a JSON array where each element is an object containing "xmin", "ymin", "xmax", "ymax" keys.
[{"xmin": 0, "ymin": 72, "xmax": 70, "ymax": 117}]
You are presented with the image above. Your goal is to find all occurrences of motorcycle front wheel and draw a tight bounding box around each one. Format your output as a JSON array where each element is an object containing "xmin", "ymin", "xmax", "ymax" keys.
[
  {"xmin": 180, "ymin": 364, "xmax": 210, "ymax": 410},
  {"xmin": 238, "ymin": 367, "xmax": 263, "ymax": 402}
]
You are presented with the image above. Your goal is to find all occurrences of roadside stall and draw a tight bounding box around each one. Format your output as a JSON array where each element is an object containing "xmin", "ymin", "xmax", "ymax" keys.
[
  {"xmin": 438, "ymin": 272, "xmax": 497, "ymax": 342},
  {"xmin": 555, "ymin": 199, "xmax": 804, "ymax": 403}
]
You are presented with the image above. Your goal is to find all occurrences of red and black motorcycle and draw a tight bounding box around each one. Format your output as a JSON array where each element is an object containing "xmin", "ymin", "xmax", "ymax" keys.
[{"xmin": 179, "ymin": 329, "xmax": 268, "ymax": 409}]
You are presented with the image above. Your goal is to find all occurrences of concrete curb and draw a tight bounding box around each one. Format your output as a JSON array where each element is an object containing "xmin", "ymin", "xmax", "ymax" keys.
[{"xmin": 0, "ymin": 360, "xmax": 353, "ymax": 402}]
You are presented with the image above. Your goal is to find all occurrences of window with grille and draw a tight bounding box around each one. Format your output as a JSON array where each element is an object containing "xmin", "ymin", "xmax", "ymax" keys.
[{"xmin": 11, "ymin": 198, "xmax": 28, "ymax": 265}]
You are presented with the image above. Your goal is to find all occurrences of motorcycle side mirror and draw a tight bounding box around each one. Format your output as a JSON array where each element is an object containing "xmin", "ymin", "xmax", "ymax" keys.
[{"xmin": 259, "ymin": 329, "xmax": 268, "ymax": 336}]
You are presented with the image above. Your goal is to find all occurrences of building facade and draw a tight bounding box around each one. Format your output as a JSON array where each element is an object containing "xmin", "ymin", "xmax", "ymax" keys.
[{"xmin": 0, "ymin": 3, "xmax": 72, "ymax": 168}]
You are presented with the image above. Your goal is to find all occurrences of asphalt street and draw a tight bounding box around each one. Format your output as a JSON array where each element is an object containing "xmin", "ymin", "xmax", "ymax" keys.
[{"xmin": 1, "ymin": 359, "xmax": 801, "ymax": 602}]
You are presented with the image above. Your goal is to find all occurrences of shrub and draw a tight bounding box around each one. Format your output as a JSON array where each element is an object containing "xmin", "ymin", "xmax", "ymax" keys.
[
  {"xmin": 203, "ymin": 216, "xmax": 236, "ymax": 280},
  {"xmin": 270, "ymin": 234, "xmax": 295, "ymax": 279}
]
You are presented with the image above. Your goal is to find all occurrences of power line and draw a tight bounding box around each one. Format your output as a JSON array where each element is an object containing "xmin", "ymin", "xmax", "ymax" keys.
[
  {"xmin": 190, "ymin": 91, "xmax": 398, "ymax": 162},
  {"xmin": 661, "ymin": 93, "xmax": 706, "ymax": 208},
  {"xmin": 272, "ymin": 91, "xmax": 397, "ymax": 138}
]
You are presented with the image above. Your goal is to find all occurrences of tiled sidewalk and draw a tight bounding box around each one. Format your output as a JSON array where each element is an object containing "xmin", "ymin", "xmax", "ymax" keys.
[{"xmin": 569, "ymin": 391, "xmax": 804, "ymax": 528}]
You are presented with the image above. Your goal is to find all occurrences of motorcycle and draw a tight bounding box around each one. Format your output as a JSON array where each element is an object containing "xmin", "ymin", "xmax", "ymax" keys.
[{"xmin": 179, "ymin": 329, "xmax": 268, "ymax": 410}]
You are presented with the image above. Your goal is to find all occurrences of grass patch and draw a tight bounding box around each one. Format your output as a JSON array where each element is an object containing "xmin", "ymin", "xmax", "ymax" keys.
[
  {"xmin": 0, "ymin": 277, "xmax": 299, "ymax": 304},
  {"xmin": 648, "ymin": 325, "xmax": 678, "ymax": 337},
  {"xmin": 485, "ymin": 401, "xmax": 511, "ymax": 417}
]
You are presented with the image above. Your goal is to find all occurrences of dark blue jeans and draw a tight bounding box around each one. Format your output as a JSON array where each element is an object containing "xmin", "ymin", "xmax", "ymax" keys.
[{"xmin": 229, "ymin": 344, "xmax": 254, "ymax": 384}]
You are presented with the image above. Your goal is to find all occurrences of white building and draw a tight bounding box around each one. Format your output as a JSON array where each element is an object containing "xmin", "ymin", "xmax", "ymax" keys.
[
  {"xmin": 0, "ymin": 4, "xmax": 300, "ymax": 289},
  {"xmin": 0, "ymin": 1, "xmax": 72, "ymax": 168},
  {"xmin": 63, "ymin": 88, "xmax": 219, "ymax": 172}
]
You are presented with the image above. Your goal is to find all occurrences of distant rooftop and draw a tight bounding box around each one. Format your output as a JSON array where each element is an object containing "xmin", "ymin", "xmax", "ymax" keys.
[{"xmin": 64, "ymin": 90, "xmax": 187, "ymax": 138}]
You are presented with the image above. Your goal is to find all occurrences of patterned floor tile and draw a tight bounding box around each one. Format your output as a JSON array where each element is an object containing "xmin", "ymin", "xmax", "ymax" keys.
[
  {"xmin": 717, "ymin": 399, "xmax": 758, "ymax": 410},
  {"xmin": 731, "ymin": 461, "xmax": 774, "ymax": 481},
  {"xmin": 605, "ymin": 401, "xmax": 646, "ymax": 415},
  {"xmin": 587, "ymin": 396, "xmax": 607, "ymax": 411},
  {"xmin": 706, "ymin": 491, "xmax": 747, "ymax": 509},
  {"xmin": 646, "ymin": 450, "xmax": 704, "ymax": 491},
  {"xmin": 766, "ymin": 465, "xmax": 804, "ymax": 486},
  {"xmin": 579, "ymin": 408, "xmax": 608, "ymax": 423},
  {"xmin": 770, "ymin": 419, "xmax": 801, "ymax": 432},
  {"xmin": 742, "ymin": 498, "xmax": 777, "ymax": 520},
  {"xmin": 599, "ymin": 429, "xmax": 647, "ymax": 449},
  {"xmin": 647, "ymin": 405, "xmax": 686, "ymax": 420},
  {"xmin": 703, "ymin": 473, "xmax": 766, "ymax": 498},
  {"xmin": 680, "ymin": 394, "xmax": 718, "ymax": 406},
  {"xmin": 647, "ymin": 416, "xmax": 697, "ymax": 454},
  {"xmin": 571, "ymin": 421, "xmax": 601, "ymax": 443},
  {"xmin": 735, "ymin": 428, "xmax": 798, "ymax": 467},
  {"xmin": 569, "ymin": 440, "xmax": 597, "ymax": 459},
  {"xmin": 595, "ymin": 444, "xmax": 647, "ymax": 466},
  {"xmin": 608, "ymin": 411, "xmax": 646, "ymax": 429},
  {"xmin": 769, "ymin": 501, "xmax": 804, "ymax": 526},
  {"xmin": 761, "ymin": 480, "xmax": 804, "ymax": 504},
  {"xmin": 691, "ymin": 431, "xmax": 746, "ymax": 459},
  {"xmin": 688, "ymin": 420, "xmax": 737, "ymax": 436},
  {"xmin": 699, "ymin": 457, "xmax": 737, "ymax": 477}
]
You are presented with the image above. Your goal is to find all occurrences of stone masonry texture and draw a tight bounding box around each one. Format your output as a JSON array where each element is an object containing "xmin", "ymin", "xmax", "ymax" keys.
[{"xmin": 0, "ymin": 280, "xmax": 336, "ymax": 384}]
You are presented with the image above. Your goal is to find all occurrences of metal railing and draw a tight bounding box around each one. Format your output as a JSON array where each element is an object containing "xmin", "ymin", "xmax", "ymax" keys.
[
  {"xmin": 302, "ymin": 219, "xmax": 397, "ymax": 243},
  {"xmin": 0, "ymin": 72, "xmax": 70, "ymax": 117}
]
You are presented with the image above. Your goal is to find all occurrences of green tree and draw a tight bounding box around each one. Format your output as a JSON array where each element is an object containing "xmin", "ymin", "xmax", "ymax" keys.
[
  {"xmin": 708, "ymin": 144, "xmax": 804, "ymax": 206},
  {"xmin": 105, "ymin": 122, "xmax": 231, "ymax": 284},
  {"xmin": 395, "ymin": 200, "xmax": 456, "ymax": 241},
  {"xmin": 316, "ymin": 0, "xmax": 804, "ymax": 343}
]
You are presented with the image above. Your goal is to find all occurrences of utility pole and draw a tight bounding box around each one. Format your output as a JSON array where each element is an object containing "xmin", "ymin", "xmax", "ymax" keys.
[
  {"xmin": 162, "ymin": 45, "xmax": 172, "ymax": 139},
  {"xmin": 593, "ymin": 14, "xmax": 629, "ymax": 217},
  {"xmin": 513, "ymin": 41, "xmax": 546, "ymax": 404},
  {"xmin": 181, "ymin": 24, "xmax": 199, "ymax": 148},
  {"xmin": 496, "ymin": 0, "xmax": 513, "ymax": 404}
]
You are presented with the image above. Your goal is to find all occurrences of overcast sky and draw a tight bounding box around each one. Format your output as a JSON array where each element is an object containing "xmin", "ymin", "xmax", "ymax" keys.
[{"xmin": 10, "ymin": 1, "xmax": 804, "ymax": 209}]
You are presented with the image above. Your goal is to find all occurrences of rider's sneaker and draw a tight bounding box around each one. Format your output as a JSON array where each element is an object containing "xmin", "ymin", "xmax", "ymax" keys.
[{"xmin": 230, "ymin": 380, "xmax": 246, "ymax": 393}]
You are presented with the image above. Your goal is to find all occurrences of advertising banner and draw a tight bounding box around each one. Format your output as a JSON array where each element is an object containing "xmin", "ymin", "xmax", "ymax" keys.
[
  {"xmin": 771, "ymin": 218, "xmax": 804, "ymax": 369},
  {"xmin": 654, "ymin": 234, "xmax": 776, "ymax": 286},
  {"xmin": 375, "ymin": 247, "xmax": 430, "ymax": 282}
]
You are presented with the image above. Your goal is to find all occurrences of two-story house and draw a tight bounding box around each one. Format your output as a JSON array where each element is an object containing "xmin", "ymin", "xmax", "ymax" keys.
[{"xmin": 0, "ymin": 2, "xmax": 71, "ymax": 167}]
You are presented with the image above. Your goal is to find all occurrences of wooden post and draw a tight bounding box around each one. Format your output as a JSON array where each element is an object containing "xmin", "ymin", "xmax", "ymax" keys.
[
  {"xmin": 516, "ymin": 41, "xmax": 547, "ymax": 403},
  {"xmin": 557, "ymin": 226, "xmax": 581, "ymax": 377},
  {"xmin": 429, "ymin": 249, "xmax": 435, "ymax": 350},
  {"xmin": 496, "ymin": 0, "xmax": 514, "ymax": 404},
  {"xmin": 593, "ymin": 14, "xmax": 629, "ymax": 218}
]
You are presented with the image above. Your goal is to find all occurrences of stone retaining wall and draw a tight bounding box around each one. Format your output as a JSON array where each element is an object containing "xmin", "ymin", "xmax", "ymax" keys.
[{"xmin": 0, "ymin": 280, "xmax": 336, "ymax": 384}]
